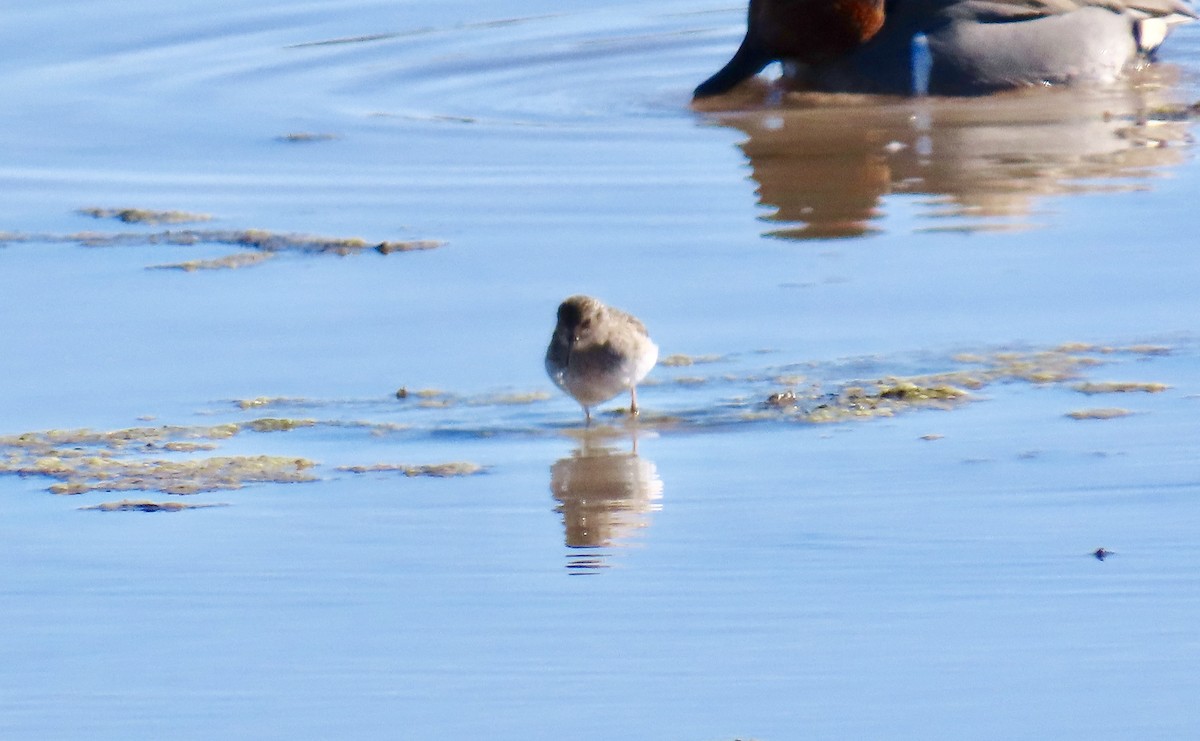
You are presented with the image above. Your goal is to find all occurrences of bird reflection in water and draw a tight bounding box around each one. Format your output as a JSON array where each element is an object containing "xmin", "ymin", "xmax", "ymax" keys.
[
  {"xmin": 700, "ymin": 75, "xmax": 1191, "ymax": 239},
  {"xmin": 550, "ymin": 431, "xmax": 663, "ymax": 573}
]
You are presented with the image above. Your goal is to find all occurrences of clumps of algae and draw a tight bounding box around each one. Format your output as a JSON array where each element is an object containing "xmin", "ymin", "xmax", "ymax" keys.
[
  {"xmin": 921, "ymin": 344, "xmax": 1169, "ymax": 389},
  {"xmin": 0, "ymin": 422, "xmax": 316, "ymax": 496},
  {"xmin": 275, "ymin": 132, "xmax": 340, "ymax": 143},
  {"xmin": 235, "ymin": 396, "xmax": 314, "ymax": 410},
  {"xmin": 72, "ymin": 228, "xmax": 443, "ymax": 257},
  {"xmin": 1073, "ymin": 381, "xmax": 1170, "ymax": 395},
  {"xmin": 757, "ymin": 345, "xmax": 1171, "ymax": 424},
  {"xmin": 123, "ymin": 228, "xmax": 439, "ymax": 269},
  {"xmin": 242, "ymin": 418, "xmax": 318, "ymax": 432},
  {"xmin": 943, "ymin": 349, "xmax": 1097, "ymax": 386},
  {"xmin": 10, "ymin": 451, "xmax": 317, "ymax": 496},
  {"xmin": 801, "ymin": 380, "xmax": 970, "ymax": 423},
  {"xmin": 337, "ymin": 462, "xmax": 486, "ymax": 477},
  {"xmin": 392, "ymin": 387, "xmax": 552, "ymax": 408},
  {"xmin": 81, "ymin": 500, "xmax": 229, "ymax": 512},
  {"xmin": 149, "ymin": 252, "xmax": 275, "ymax": 271},
  {"xmin": 659, "ymin": 353, "xmax": 727, "ymax": 367},
  {"xmin": 79, "ymin": 207, "xmax": 213, "ymax": 225},
  {"xmin": 1, "ymin": 424, "xmax": 241, "ymax": 449},
  {"xmin": 6, "ymin": 208, "xmax": 447, "ymax": 271},
  {"xmin": 1066, "ymin": 408, "xmax": 1135, "ymax": 420},
  {"xmin": 0, "ymin": 418, "xmax": 490, "ymax": 502}
]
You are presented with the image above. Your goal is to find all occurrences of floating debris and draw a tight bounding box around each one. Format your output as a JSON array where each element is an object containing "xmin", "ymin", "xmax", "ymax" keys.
[
  {"xmin": 376, "ymin": 240, "xmax": 443, "ymax": 255},
  {"xmin": 72, "ymin": 228, "xmax": 444, "ymax": 256},
  {"xmin": 7, "ymin": 209, "xmax": 447, "ymax": 270},
  {"xmin": 877, "ymin": 381, "xmax": 967, "ymax": 401},
  {"xmin": 79, "ymin": 207, "xmax": 213, "ymax": 225},
  {"xmin": 149, "ymin": 252, "xmax": 275, "ymax": 271},
  {"xmin": 1, "ymin": 424, "xmax": 309, "ymax": 497},
  {"xmin": 81, "ymin": 500, "xmax": 229, "ymax": 512},
  {"xmin": 802, "ymin": 380, "xmax": 969, "ymax": 423},
  {"xmin": 276, "ymin": 132, "xmax": 340, "ymax": 143},
  {"xmin": 1122, "ymin": 345, "xmax": 1171, "ymax": 356},
  {"xmin": 1066, "ymin": 408, "xmax": 1134, "ymax": 420},
  {"xmin": 393, "ymin": 388, "xmax": 456, "ymax": 409},
  {"xmin": 0, "ymin": 341, "xmax": 1186, "ymax": 505},
  {"xmin": 893, "ymin": 347, "xmax": 1161, "ymax": 390},
  {"xmin": 243, "ymin": 418, "xmax": 318, "ymax": 433},
  {"xmin": 1054, "ymin": 342, "xmax": 1170, "ymax": 356},
  {"xmin": 659, "ymin": 353, "xmax": 726, "ymax": 367},
  {"xmin": 235, "ymin": 396, "xmax": 313, "ymax": 410},
  {"xmin": 0, "ymin": 418, "xmax": 493, "ymax": 501},
  {"xmin": 471, "ymin": 391, "xmax": 552, "ymax": 406},
  {"xmin": 0, "ymin": 424, "xmax": 240, "ymax": 451},
  {"xmin": 337, "ymin": 462, "xmax": 486, "ymax": 477},
  {"xmin": 324, "ymin": 420, "xmax": 411, "ymax": 435},
  {"xmin": 766, "ymin": 389, "xmax": 798, "ymax": 408},
  {"xmin": 1093, "ymin": 547, "xmax": 1115, "ymax": 561},
  {"xmin": 93, "ymin": 228, "xmax": 442, "ymax": 256},
  {"xmin": 1073, "ymin": 381, "xmax": 1170, "ymax": 395},
  {"xmin": 162, "ymin": 441, "xmax": 218, "ymax": 452},
  {"xmin": 32, "ymin": 455, "xmax": 318, "ymax": 496},
  {"xmin": 286, "ymin": 33, "xmax": 399, "ymax": 49},
  {"xmin": 985, "ymin": 352, "xmax": 1097, "ymax": 384}
]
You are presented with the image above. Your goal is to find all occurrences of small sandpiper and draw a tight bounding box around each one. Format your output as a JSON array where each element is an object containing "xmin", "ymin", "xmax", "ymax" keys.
[{"xmin": 545, "ymin": 295, "xmax": 659, "ymax": 424}]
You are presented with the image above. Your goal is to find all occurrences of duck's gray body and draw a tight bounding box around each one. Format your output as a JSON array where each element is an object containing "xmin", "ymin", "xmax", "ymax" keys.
[{"xmin": 695, "ymin": 0, "xmax": 1197, "ymax": 97}]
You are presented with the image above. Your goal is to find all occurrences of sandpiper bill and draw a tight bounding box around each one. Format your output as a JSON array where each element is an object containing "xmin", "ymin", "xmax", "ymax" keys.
[{"xmin": 545, "ymin": 295, "xmax": 659, "ymax": 424}]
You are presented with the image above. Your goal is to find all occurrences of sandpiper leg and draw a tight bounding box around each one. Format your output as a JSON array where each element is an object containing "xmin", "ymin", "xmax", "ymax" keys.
[
  {"xmin": 584, "ymin": 406, "xmax": 592, "ymax": 426},
  {"xmin": 630, "ymin": 386, "xmax": 639, "ymax": 417}
]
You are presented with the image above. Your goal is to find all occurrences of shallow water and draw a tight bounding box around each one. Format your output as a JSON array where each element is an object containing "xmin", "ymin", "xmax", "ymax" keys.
[{"xmin": 3, "ymin": 2, "xmax": 1200, "ymax": 739}]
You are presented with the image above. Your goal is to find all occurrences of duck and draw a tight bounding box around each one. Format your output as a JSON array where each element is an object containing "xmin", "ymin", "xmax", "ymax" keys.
[{"xmin": 694, "ymin": 0, "xmax": 1198, "ymax": 97}]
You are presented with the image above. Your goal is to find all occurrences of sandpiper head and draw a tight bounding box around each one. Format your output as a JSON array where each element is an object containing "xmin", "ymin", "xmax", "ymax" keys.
[{"xmin": 554, "ymin": 294, "xmax": 603, "ymax": 345}]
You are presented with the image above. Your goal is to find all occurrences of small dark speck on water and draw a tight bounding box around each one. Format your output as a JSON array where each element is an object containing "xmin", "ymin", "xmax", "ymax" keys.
[
  {"xmin": 1093, "ymin": 548, "xmax": 1114, "ymax": 561},
  {"xmin": 275, "ymin": 132, "xmax": 340, "ymax": 143}
]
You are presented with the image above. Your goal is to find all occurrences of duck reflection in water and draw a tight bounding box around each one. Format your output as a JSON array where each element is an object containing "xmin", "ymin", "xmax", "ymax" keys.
[
  {"xmin": 706, "ymin": 81, "xmax": 1190, "ymax": 240},
  {"xmin": 550, "ymin": 430, "xmax": 663, "ymax": 572}
]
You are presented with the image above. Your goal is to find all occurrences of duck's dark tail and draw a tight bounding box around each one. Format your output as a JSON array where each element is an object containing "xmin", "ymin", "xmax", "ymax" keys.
[{"xmin": 693, "ymin": 34, "xmax": 774, "ymax": 98}]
